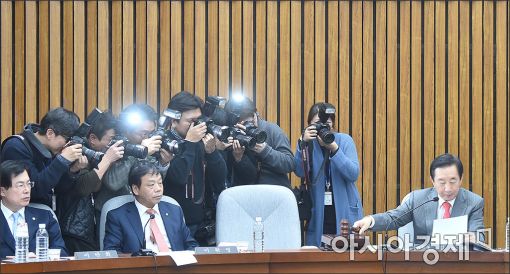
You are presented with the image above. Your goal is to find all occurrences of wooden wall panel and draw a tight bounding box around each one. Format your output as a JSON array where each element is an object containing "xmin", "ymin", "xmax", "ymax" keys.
[
  {"xmin": 25, "ymin": 2, "xmax": 37, "ymax": 123},
  {"xmin": 423, "ymin": 1, "xmax": 434, "ymax": 187},
  {"xmin": 0, "ymin": 0, "xmax": 508, "ymax": 248},
  {"xmin": 136, "ymin": 1, "xmax": 147, "ymax": 104},
  {"xmin": 1, "ymin": 1, "xmax": 13, "ymax": 140},
  {"xmin": 39, "ymin": 1, "xmax": 50, "ymax": 119}
]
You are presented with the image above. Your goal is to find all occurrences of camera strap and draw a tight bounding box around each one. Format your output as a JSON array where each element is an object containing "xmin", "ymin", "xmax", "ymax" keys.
[{"xmin": 187, "ymin": 160, "xmax": 206, "ymax": 205}]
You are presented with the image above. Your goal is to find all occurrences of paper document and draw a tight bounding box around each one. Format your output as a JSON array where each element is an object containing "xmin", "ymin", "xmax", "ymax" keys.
[
  {"xmin": 167, "ymin": 251, "xmax": 197, "ymax": 266},
  {"xmin": 432, "ymin": 215, "xmax": 468, "ymax": 244}
]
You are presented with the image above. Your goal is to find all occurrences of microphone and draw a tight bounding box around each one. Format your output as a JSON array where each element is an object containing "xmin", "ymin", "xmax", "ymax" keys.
[
  {"xmin": 132, "ymin": 214, "xmax": 156, "ymax": 257},
  {"xmin": 384, "ymin": 196, "xmax": 439, "ymax": 235},
  {"xmin": 382, "ymin": 196, "xmax": 439, "ymax": 274}
]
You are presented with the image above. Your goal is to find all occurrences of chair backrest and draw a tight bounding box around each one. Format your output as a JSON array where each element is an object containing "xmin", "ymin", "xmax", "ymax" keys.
[
  {"xmin": 216, "ymin": 185, "xmax": 301, "ymax": 250},
  {"xmin": 28, "ymin": 203, "xmax": 58, "ymax": 222},
  {"xmin": 99, "ymin": 195, "xmax": 134, "ymax": 250},
  {"xmin": 397, "ymin": 193, "xmax": 414, "ymax": 244},
  {"xmin": 98, "ymin": 195, "xmax": 182, "ymax": 250}
]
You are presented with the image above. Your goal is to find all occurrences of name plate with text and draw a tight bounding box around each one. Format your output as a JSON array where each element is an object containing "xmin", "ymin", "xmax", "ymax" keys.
[
  {"xmin": 74, "ymin": 250, "xmax": 118, "ymax": 260},
  {"xmin": 194, "ymin": 246, "xmax": 239, "ymax": 254}
]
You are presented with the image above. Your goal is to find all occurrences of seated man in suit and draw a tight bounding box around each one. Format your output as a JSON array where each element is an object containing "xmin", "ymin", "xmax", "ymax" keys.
[
  {"xmin": 103, "ymin": 160, "xmax": 198, "ymax": 253},
  {"xmin": 354, "ymin": 153, "xmax": 484, "ymax": 244},
  {"xmin": 1, "ymin": 160, "xmax": 68, "ymax": 258}
]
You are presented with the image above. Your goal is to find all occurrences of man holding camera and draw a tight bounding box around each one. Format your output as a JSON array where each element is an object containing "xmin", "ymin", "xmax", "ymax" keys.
[
  {"xmin": 1, "ymin": 107, "xmax": 84, "ymax": 209},
  {"xmin": 164, "ymin": 91, "xmax": 227, "ymax": 242},
  {"xmin": 94, "ymin": 104, "xmax": 172, "ymax": 222},
  {"xmin": 56, "ymin": 111, "xmax": 125, "ymax": 253},
  {"xmin": 219, "ymin": 95, "xmax": 295, "ymax": 188}
]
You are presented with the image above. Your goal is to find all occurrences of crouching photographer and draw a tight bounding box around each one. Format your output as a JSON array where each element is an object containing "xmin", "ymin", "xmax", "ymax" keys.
[
  {"xmin": 164, "ymin": 91, "xmax": 227, "ymax": 246},
  {"xmin": 217, "ymin": 95, "xmax": 295, "ymax": 188},
  {"xmin": 56, "ymin": 110, "xmax": 125, "ymax": 252},
  {"xmin": 94, "ymin": 104, "xmax": 173, "ymax": 222},
  {"xmin": 1, "ymin": 107, "xmax": 82, "ymax": 208},
  {"xmin": 293, "ymin": 103, "xmax": 362, "ymax": 247}
]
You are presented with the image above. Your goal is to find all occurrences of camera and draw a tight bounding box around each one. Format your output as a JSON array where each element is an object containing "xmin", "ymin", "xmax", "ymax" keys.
[
  {"xmin": 195, "ymin": 116, "xmax": 230, "ymax": 141},
  {"xmin": 242, "ymin": 121, "xmax": 267, "ymax": 144},
  {"xmin": 204, "ymin": 96, "xmax": 241, "ymax": 127},
  {"xmin": 150, "ymin": 114, "xmax": 184, "ymax": 156},
  {"xmin": 68, "ymin": 108, "xmax": 105, "ymax": 168},
  {"xmin": 229, "ymin": 128, "xmax": 257, "ymax": 149},
  {"xmin": 109, "ymin": 135, "xmax": 148, "ymax": 159},
  {"xmin": 312, "ymin": 105, "xmax": 335, "ymax": 144}
]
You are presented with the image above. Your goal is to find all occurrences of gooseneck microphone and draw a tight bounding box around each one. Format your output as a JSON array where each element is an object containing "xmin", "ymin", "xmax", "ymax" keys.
[
  {"xmin": 382, "ymin": 196, "xmax": 439, "ymax": 274},
  {"xmin": 384, "ymin": 196, "xmax": 440, "ymax": 234},
  {"xmin": 132, "ymin": 214, "xmax": 156, "ymax": 257}
]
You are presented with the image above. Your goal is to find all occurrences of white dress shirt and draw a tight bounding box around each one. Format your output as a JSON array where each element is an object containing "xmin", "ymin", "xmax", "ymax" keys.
[
  {"xmin": 134, "ymin": 200, "xmax": 171, "ymax": 252},
  {"xmin": 437, "ymin": 197, "xmax": 455, "ymax": 219},
  {"xmin": 1, "ymin": 201, "xmax": 25, "ymax": 235}
]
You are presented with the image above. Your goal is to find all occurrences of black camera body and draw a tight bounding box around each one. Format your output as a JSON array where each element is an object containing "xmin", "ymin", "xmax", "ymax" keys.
[
  {"xmin": 229, "ymin": 128, "xmax": 257, "ymax": 149},
  {"xmin": 312, "ymin": 105, "xmax": 336, "ymax": 144},
  {"xmin": 195, "ymin": 116, "xmax": 230, "ymax": 141},
  {"xmin": 68, "ymin": 108, "xmax": 105, "ymax": 168},
  {"xmin": 109, "ymin": 135, "xmax": 148, "ymax": 159},
  {"xmin": 242, "ymin": 121, "xmax": 267, "ymax": 144},
  {"xmin": 150, "ymin": 114, "xmax": 184, "ymax": 156},
  {"xmin": 203, "ymin": 96, "xmax": 241, "ymax": 127}
]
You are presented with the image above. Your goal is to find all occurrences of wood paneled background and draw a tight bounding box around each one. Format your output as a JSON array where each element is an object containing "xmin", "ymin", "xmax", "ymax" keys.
[{"xmin": 0, "ymin": 0, "xmax": 508, "ymax": 248}]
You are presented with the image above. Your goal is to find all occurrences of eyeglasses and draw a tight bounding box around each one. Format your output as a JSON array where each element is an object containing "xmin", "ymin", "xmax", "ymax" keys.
[{"xmin": 13, "ymin": 181, "xmax": 35, "ymax": 190}]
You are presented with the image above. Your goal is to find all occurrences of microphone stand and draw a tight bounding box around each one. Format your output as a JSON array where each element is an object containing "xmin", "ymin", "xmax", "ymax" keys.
[
  {"xmin": 132, "ymin": 214, "xmax": 156, "ymax": 257},
  {"xmin": 382, "ymin": 197, "xmax": 439, "ymax": 274}
]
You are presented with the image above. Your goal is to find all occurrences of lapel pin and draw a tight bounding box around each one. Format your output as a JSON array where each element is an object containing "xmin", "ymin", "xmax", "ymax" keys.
[
  {"xmin": 165, "ymin": 213, "xmax": 168, "ymax": 216},
  {"xmin": 32, "ymin": 217, "xmax": 36, "ymax": 220}
]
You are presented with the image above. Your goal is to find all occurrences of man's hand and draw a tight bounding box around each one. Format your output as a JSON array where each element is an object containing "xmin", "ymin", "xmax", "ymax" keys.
[
  {"xmin": 70, "ymin": 155, "xmax": 89, "ymax": 173},
  {"xmin": 352, "ymin": 216, "xmax": 373, "ymax": 234},
  {"xmin": 232, "ymin": 140, "xmax": 245, "ymax": 162},
  {"xmin": 251, "ymin": 142, "xmax": 267, "ymax": 154},
  {"xmin": 185, "ymin": 122, "xmax": 207, "ymax": 143},
  {"xmin": 60, "ymin": 143, "xmax": 83, "ymax": 162},
  {"xmin": 202, "ymin": 134, "xmax": 216, "ymax": 154},
  {"xmin": 141, "ymin": 135, "xmax": 162, "ymax": 156},
  {"xmin": 158, "ymin": 148, "xmax": 174, "ymax": 166},
  {"xmin": 102, "ymin": 140, "xmax": 124, "ymax": 164},
  {"xmin": 216, "ymin": 137, "xmax": 233, "ymax": 151}
]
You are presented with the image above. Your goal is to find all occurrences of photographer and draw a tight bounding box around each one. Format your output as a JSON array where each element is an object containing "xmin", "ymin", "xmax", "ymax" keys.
[
  {"xmin": 294, "ymin": 103, "xmax": 362, "ymax": 247},
  {"xmin": 219, "ymin": 95, "xmax": 295, "ymax": 187},
  {"xmin": 0, "ymin": 107, "xmax": 82, "ymax": 209},
  {"xmin": 56, "ymin": 112, "xmax": 124, "ymax": 253},
  {"xmin": 164, "ymin": 91, "xmax": 227, "ymax": 241},
  {"xmin": 93, "ymin": 104, "xmax": 172, "ymax": 220}
]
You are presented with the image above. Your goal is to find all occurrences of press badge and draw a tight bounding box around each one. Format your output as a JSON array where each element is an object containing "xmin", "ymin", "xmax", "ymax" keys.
[{"xmin": 324, "ymin": 191, "xmax": 332, "ymax": 206}]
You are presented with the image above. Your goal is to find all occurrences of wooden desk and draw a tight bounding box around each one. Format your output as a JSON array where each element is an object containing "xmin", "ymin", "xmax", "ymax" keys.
[{"xmin": 1, "ymin": 249, "xmax": 508, "ymax": 273}]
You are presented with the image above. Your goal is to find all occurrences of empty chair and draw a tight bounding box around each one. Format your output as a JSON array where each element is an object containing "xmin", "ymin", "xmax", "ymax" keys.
[{"xmin": 216, "ymin": 185, "xmax": 301, "ymax": 250}]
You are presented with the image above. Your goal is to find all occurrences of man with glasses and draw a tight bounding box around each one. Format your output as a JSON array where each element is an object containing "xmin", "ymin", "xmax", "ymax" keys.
[
  {"xmin": 0, "ymin": 160, "xmax": 68, "ymax": 258},
  {"xmin": 1, "ymin": 107, "xmax": 83, "ymax": 208},
  {"xmin": 94, "ymin": 104, "xmax": 172, "ymax": 223}
]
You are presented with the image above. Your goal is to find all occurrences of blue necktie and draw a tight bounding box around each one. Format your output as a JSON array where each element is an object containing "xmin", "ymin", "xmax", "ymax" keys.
[{"xmin": 12, "ymin": 212, "xmax": 20, "ymax": 238}]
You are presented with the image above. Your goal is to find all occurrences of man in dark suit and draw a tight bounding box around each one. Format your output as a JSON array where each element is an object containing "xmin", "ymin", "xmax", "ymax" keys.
[
  {"xmin": 103, "ymin": 160, "xmax": 198, "ymax": 253},
  {"xmin": 0, "ymin": 160, "xmax": 68, "ymax": 258},
  {"xmin": 354, "ymin": 153, "xmax": 485, "ymax": 243}
]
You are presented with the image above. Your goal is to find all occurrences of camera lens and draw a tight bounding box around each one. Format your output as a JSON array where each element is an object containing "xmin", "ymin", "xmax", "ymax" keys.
[
  {"xmin": 235, "ymin": 134, "xmax": 257, "ymax": 149},
  {"xmin": 124, "ymin": 143, "xmax": 148, "ymax": 159},
  {"xmin": 317, "ymin": 127, "xmax": 335, "ymax": 144}
]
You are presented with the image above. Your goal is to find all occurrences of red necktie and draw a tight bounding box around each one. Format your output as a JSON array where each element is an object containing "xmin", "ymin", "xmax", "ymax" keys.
[
  {"xmin": 146, "ymin": 208, "xmax": 170, "ymax": 252},
  {"xmin": 442, "ymin": 202, "xmax": 451, "ymax": 219}
]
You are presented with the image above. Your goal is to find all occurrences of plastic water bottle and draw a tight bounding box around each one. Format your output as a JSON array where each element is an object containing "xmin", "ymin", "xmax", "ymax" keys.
[
  {"xmin": 15, "ymin": 222, "xmax": 29, "ymax": 263},
  {"xmin": 36, "ymin": 224, "xmax": 49, "ymax": 261},
  {"xmin": 253, "ymin": 217, "xmax": 264, "ymax": 252}
]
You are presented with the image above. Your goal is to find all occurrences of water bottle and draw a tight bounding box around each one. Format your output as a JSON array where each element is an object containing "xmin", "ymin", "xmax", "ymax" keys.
[
  {"xmin": 15, "ymin": 222, "xmax": 29, "ymax": 263},
  {"xmin": 506, "ymin": 217, "xmax": 509, "ymax": 251},
  {"xmin": 36, "ymin": 224, "xmax": 49, "ymax": 261},
  {"xmin": 253, "ymin": 217, "xmax": 264, "ymax": 252}
]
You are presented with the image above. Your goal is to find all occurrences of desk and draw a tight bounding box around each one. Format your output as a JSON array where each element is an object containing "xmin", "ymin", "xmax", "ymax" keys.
[{"xmin": 1, "ymin": 250, "xmax": 508, "ymax": 273}]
